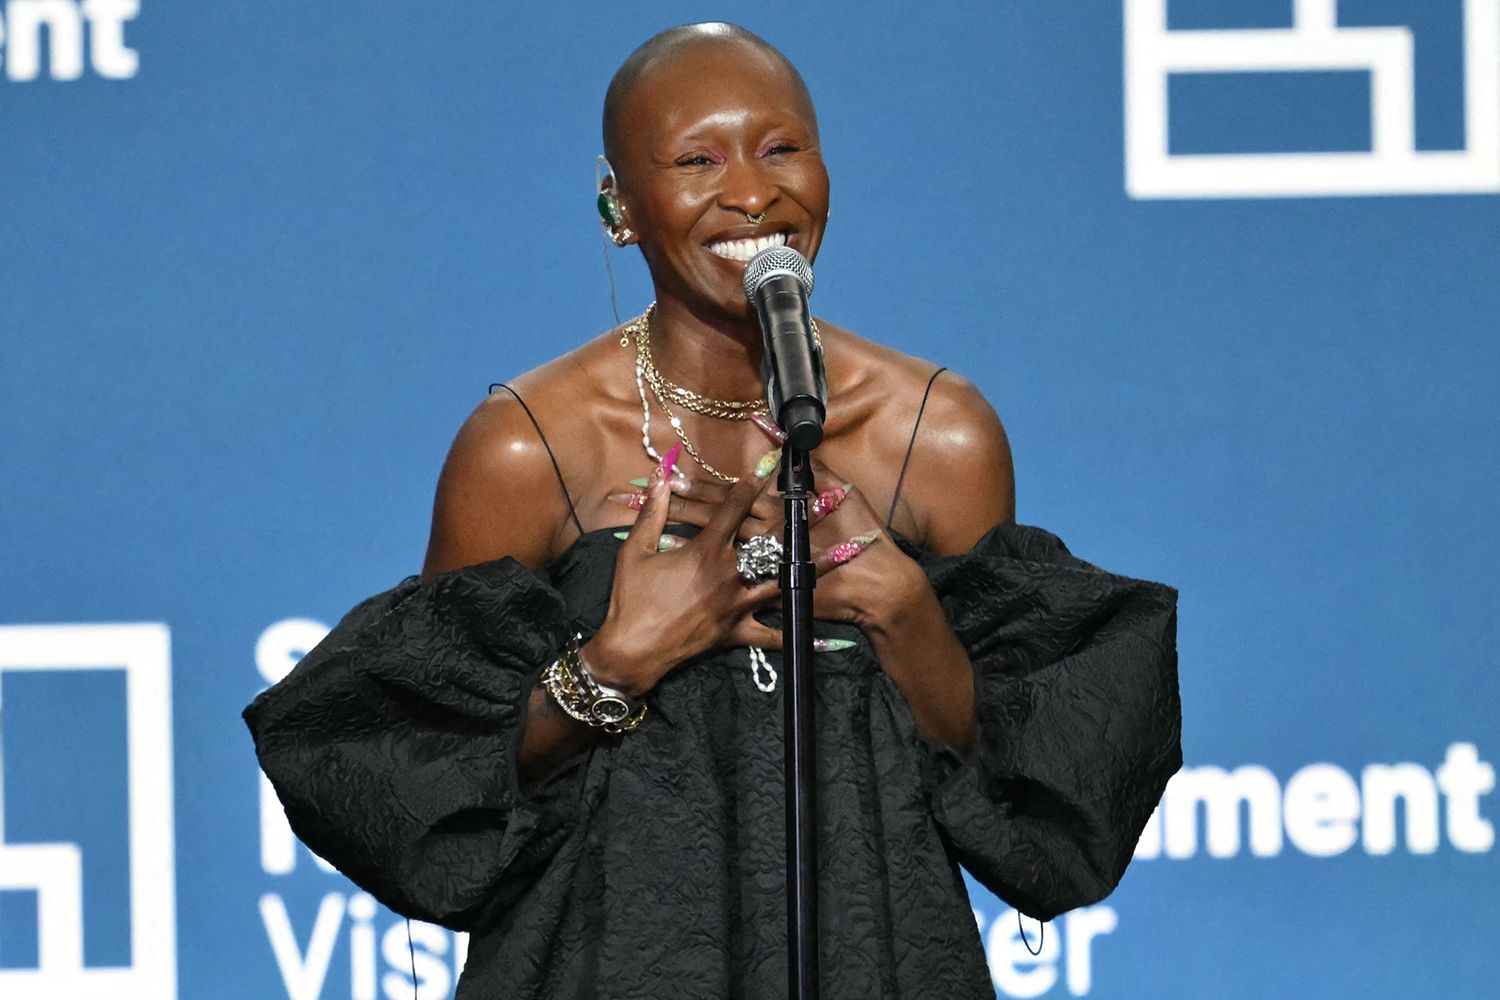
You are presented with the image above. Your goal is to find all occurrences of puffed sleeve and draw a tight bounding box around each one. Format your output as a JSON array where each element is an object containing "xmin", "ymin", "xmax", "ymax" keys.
[
  {"xmin": 243, "ymin": 558, "xmax": 579, "ymax": 930},
  {"xmin": 919, "ymin": 524, "xmax": 1181, "ymax": 920}
]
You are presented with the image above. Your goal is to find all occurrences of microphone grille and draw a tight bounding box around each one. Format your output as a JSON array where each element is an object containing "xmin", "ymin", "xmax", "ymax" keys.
[{"xmin": 742, "ymin": 245, "xmax": 814, "ymax": 298}]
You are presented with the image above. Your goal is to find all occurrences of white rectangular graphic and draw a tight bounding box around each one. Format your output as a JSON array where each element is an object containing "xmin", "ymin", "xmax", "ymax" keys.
[
  {"xmin": 1124, "ymin": 0, "xmax": 1500, "ymax": 198},
  {"xmin": 0, "ymin": 623, "xmax": 177, "ymax": 999}
]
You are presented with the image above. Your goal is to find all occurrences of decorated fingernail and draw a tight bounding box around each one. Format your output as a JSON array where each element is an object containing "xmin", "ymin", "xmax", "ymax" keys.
[
  {"xmin": 660, "ymin": 442, "xmax": 682, "ymax": 481},
  {"xmin": 753, "ymin": 447, "xmax": 782, "ymax": 480},
  {"xmin": 610, "ymin": 530, "xmax": 682, "ymax": 552},
  {"xmin": 828, "ymin": 530, "xmax": 881, "ymax": 565},
  {"xmin": 811, "ymin": 484, "xmax": 852, "ymax": 521},
  {"xmin": 750, "ymin": 413, "xmax": 786, "ymax": 443},
  {"xmin": 813, "ymin": 638, "xmax": 856, "ymax": 653},
  {"xmin": 608, "ymin": 491, "xmax": 647, "ymax": 511},
  {"xmin": 631, "ymin": 474, "xmax": 689, "ymax": 491}
]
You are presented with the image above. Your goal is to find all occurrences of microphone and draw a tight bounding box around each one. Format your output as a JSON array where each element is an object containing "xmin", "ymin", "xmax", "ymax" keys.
[{"xmin": 742, "ymin": 246, "xmax": 826, "ymax": 451}]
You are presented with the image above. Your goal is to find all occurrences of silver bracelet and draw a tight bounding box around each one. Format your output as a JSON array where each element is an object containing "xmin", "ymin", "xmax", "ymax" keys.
[{"xmin": 540, "ymin": 634, "xmax": 647, "ymax": 734}]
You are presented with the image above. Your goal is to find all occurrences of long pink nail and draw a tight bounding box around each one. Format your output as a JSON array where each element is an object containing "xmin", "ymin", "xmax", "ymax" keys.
[
  {"xmin": 811, "ymin": 484, "xmax": 852, "ymax": 521},
  {"xmin": 750, "ymin": 413, "xmax": 786, "ymax": 443},
  {"xmin": 660, "ymin": 442, "xmax": 682, "ymax": 482},
  {"xmin": 608, "ymin": 491, "xmax": 647, "ymax": 511},
  {"xmin": 828, "ymin": 530, "xmax": 880, "ymax": 565}
]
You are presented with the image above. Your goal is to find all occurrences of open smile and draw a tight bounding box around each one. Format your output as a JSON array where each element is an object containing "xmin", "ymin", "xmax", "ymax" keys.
[{"xmin": 706, "ymin": 231, "xmax": 789, "ymax": 261}]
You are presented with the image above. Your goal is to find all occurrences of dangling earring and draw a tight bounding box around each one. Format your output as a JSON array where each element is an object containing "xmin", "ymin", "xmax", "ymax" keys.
[{"xmin": 596, "ymin": 155, "xmax": 633, "ymax": 247}]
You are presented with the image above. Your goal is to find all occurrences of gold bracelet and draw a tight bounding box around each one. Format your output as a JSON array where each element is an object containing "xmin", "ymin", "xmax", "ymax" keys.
[{"xmin": 540, "ymin": 634, "xmax": 647, "ymax": 735}]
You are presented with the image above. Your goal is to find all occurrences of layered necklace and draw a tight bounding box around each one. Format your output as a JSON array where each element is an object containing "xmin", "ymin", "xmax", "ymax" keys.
[{"xmin": 623, "ymin": 303, "xmax": 820, "ymax": 483}]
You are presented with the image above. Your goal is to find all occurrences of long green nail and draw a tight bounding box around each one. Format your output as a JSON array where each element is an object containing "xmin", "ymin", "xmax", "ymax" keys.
[
  {"xmin": 813, "ymin": 638, "xmax": 856, "ymax": 653},
  {"xmin": 610, "ymin": 530, "xmax": 681, "ymax": 552},
  {"xmin": 754, "ymin": 447, "xmax": 781, "ymax": 480},
  {"xmin": 631, "ymin": 472, "xmax": 686, "ymax": 489}
]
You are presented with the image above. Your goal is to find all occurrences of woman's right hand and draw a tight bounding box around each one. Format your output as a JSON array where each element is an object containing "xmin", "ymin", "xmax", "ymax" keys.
[{"xmin": 581, "ymin": 448, "xmax": 784, "ymax": 696}]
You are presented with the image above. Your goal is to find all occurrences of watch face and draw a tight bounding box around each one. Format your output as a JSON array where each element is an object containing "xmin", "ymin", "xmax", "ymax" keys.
[{"xmin": 592, "ymin": 696, "xmax": 631, "ymax": 725}]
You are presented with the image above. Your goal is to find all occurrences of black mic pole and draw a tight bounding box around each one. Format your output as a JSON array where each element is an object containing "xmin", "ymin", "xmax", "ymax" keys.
[
  {"xmin": 778, "ymin": 443, "xmax": 818, "ymax": 1000},
  {"xmin": 744, "ymin": 245, "xmax": 825, "ymax": 1000}
]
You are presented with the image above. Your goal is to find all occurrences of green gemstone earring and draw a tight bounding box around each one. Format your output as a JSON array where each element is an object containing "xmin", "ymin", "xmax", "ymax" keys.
[
  {"xmin": 596, "ymin": 155, "xmax": 633, "ymax": 247},
  {"xmin": 597, "ymin": 190, "xmax": 624, "ymax": 229}
]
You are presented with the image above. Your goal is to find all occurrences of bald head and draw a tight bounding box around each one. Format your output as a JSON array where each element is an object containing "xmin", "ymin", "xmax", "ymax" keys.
[{"xmin": 602, "ymin": 22, "xmax": 816, "ymax": 172}]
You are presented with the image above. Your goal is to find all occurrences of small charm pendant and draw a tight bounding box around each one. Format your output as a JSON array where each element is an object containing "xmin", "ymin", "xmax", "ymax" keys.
[{"xmin": 748, "ymin": 647, "xmax": 777, "ymax": 693}]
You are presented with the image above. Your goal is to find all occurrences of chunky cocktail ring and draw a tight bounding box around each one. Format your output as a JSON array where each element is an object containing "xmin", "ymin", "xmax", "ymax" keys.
[{"xmin": 735, "ymin": 533, "xmax": 783, "ymax": 582}]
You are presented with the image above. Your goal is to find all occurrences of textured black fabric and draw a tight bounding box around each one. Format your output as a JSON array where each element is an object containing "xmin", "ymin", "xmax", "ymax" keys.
[{"xmin": 245, "ymin": 523, "xmax": 1180, "ymax": 999}]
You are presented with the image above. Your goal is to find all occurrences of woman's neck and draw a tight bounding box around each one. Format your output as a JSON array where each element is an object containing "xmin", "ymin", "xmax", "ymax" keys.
[{"xmin": 649, "ymin": 297, "xmax": 767, "ymax": 402}]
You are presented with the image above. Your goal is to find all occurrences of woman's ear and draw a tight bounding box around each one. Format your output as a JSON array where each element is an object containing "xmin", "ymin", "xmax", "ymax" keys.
[{"xmin": 596, "ymin": 156, "xmax": 635, "ymax": 246}]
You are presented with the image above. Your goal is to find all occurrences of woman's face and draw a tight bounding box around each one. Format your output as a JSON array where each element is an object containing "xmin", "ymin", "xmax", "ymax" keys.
[{"xmin": 612, "ymin": 41, "xmax": 830, "ymax": 323}]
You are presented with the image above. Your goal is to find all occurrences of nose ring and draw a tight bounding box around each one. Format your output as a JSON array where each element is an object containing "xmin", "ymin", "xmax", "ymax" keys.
[{"xmin": 746, "ymin": 211, "xmax": 767, "ymax": 224}]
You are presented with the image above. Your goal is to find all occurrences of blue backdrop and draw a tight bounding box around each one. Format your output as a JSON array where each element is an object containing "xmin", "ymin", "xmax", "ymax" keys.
[{"xmin": 3, "ymin": 2, "xmax": 1496, "ymax": 998}]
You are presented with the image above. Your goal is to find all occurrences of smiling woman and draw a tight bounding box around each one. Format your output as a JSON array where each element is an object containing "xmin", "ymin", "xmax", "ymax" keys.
[
  {"xmin": 600, "ymin": 25, "xmax": 829, "ymax": 327},
  {"xmin": 245, "ymin": 21, "xmax": 1181, "ymax": 1000}
]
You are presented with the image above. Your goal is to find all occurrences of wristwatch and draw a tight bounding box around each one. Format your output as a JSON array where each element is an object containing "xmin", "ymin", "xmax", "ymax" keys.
[{"xmin": 541, "ymin": 634, "xmax": 647, "ymax": 734}]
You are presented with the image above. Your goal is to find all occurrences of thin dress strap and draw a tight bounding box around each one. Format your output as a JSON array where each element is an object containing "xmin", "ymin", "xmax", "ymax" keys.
[
  {"xmin": 489, "ymin": 383, "xmax": 585, "ymax": 538},
  {"xmin": 885, "ymin": 366, "xmax": 948, "ymax": 531}
]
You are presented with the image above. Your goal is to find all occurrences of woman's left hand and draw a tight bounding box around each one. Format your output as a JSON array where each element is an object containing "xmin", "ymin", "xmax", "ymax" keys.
[{"xmin": 797, "ymin": 455, "xmax": 929, "ymax": 630}]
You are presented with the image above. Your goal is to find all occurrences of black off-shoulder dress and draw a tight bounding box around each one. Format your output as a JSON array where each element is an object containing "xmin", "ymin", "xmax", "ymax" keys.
[{"xmin": 244, "ymin": 518, "xmax": 1180, "ymax": 1000}]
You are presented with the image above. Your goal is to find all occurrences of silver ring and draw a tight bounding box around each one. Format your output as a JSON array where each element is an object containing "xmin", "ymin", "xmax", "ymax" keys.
[{"xmin": 735, "ymin": 533, "xmax": 783, "ymax": 582}]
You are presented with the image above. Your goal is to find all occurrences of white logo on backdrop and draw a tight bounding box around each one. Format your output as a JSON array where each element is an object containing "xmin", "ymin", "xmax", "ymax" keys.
[
  {"xmin": 1134, "ymin": 743, "xmax": 1495, "ymax": 860},
  {"xmin": 1124, "ymin": 0, "xmax": 1500, "ymax": 198},
  {"xmin": 0, "ymin": 0, "xmax": 140, "ymax": 81},
  {"xmin": 0, "ymin": 624, "xmax": 177, "ymax": 1000}
]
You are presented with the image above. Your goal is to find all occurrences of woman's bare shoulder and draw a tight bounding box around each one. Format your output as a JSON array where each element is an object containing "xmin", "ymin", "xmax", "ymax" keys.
[
  {"xmin": 821, "ymin": 321, "xmax": 1015, "ymax": 552},
  {"xmin": 454, "ymin": 332, "xmax": 621, "ymax": 463},
  {"xmin": 820, "ymin": 321, "xmax": 937, "ymax": 380},
  {"xmin": 820, "ymin": 322, "xmax": 993, "ymax": 447},
  {"xmin": 500, "ymin": 329, "xmax": 633, "ymax": 419},
  {"xmin": 422, "ymin": 330, "xmax": 628, "ymax": 578}
]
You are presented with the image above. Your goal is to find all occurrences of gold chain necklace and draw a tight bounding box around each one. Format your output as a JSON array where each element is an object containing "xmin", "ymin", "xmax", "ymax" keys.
[
  {"xmin": 638, "ymin": 322, "xmax": 768, "ymax": 421},
  {"xmin": 620, "ymin": 303, "xmax": 823, "ymax": 483},
  {"xmin": 623, "ymin": 308, "xmax": 743, "ymax": 482}
]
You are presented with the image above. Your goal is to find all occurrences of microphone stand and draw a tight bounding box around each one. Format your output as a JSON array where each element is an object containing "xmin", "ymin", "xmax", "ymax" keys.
[
  {"xmin": 778, "ymin": 444, "xmax": 818, "ymax": 1000},
  {"xmin": 744, "ymin": 244, "xmax": 824, "ymax": 998}
]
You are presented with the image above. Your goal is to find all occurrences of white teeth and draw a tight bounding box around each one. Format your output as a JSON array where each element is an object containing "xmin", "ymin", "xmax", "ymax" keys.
[{"xmin": 708, "ymin": 231, "xmax": 788, "ymax": 261}]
